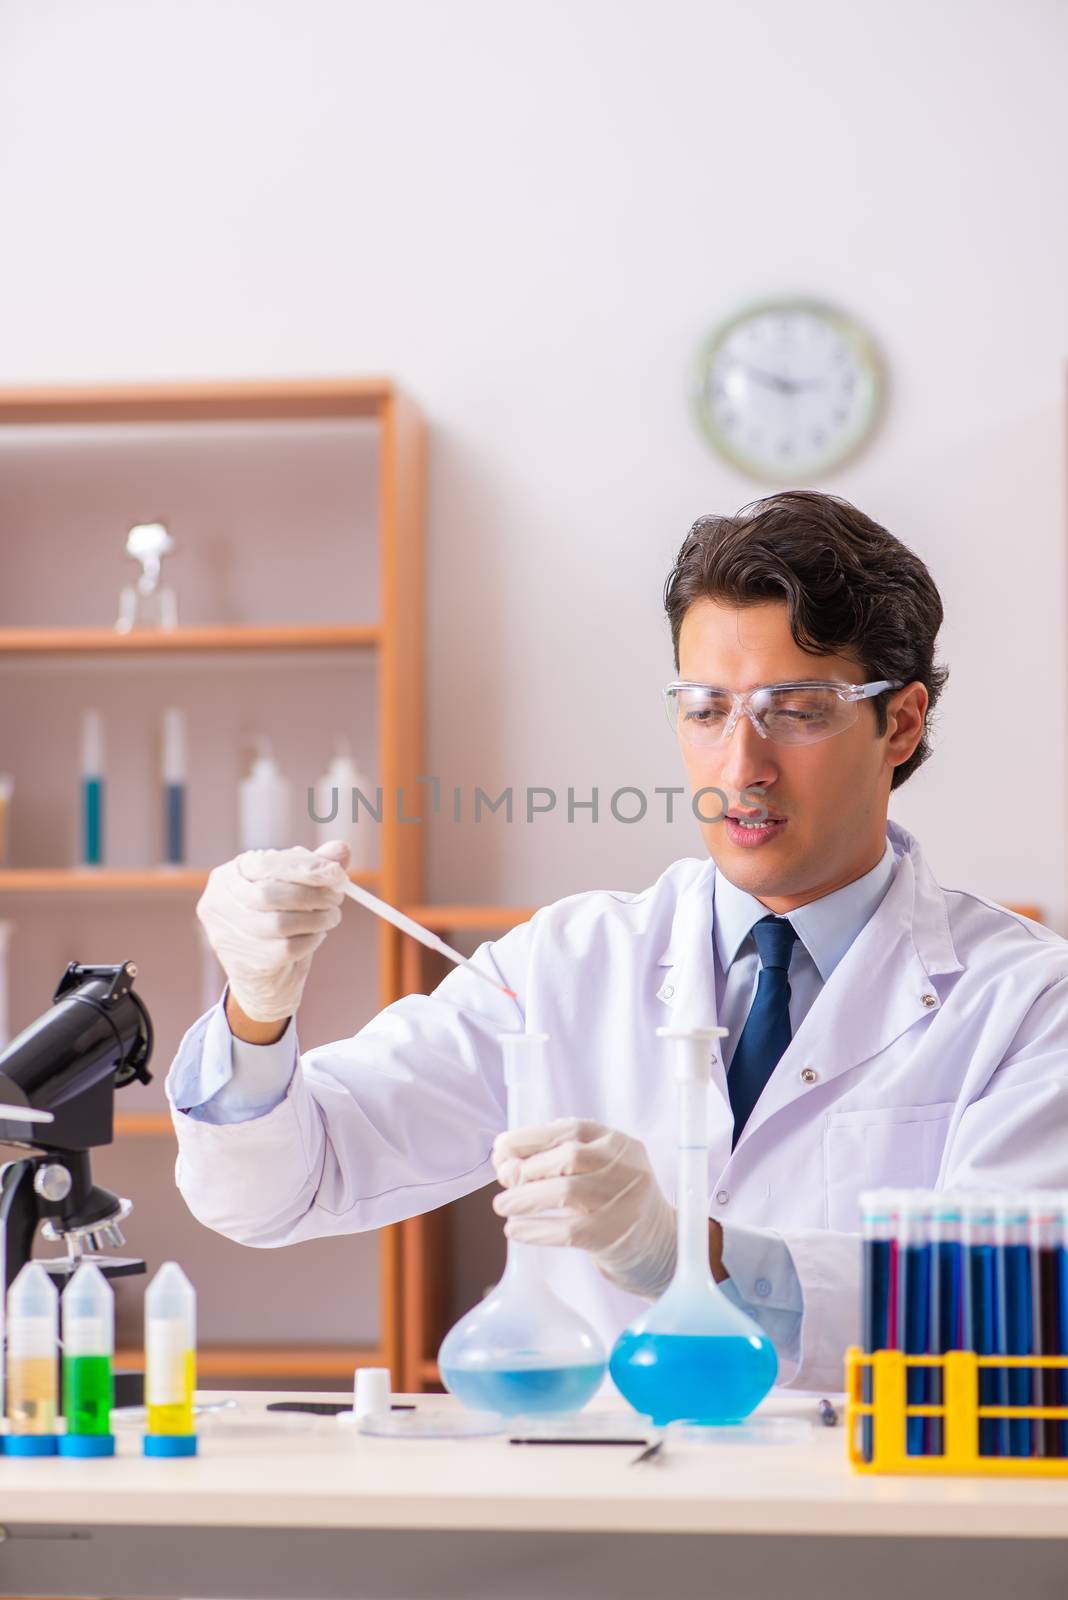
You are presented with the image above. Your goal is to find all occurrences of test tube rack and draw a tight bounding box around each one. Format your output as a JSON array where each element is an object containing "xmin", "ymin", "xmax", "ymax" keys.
[{"xmin": 846, "ymin": 1346, "xmax": 1068, "ymax": 1476}]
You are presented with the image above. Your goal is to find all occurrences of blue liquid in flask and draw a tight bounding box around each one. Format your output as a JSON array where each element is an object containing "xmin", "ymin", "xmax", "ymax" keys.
[
  {"xmin": 440, "ymin": 1361, "xmax": 605, "ymax": 1416},
  {"xmin": 609, "ymin": 1331, "xmax": 778, "ymax": 1427},
  {"xmin": 610, "ymin": 1025, "xmax": 777, "ymax": 1429},
  {"xmin": 437, "ymin": 1031, "xmax": 608, "ymax": 1421}
]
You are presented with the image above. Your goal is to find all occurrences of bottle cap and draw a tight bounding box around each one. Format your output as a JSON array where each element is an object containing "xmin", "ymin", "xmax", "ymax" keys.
[
  {"xmin": 354, "ymin": 1366, "xmax": 391, "ymax": 1419},
  {"xmin": 143, "ymin": 1433, "xmax": 198, "ymax": 1457},
  {"xmin": 58, "ymin": 1433, "xmax": 116, "ymax": 1458},
  {"xmin": 6, "ymin": 1434, "xmax": 58, "ymax": 1457}
]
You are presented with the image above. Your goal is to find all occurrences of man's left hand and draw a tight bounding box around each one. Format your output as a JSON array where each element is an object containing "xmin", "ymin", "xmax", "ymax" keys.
[{"xmin": 491, "ymin": 1118, "xmax": 681, "ymax": 1298}]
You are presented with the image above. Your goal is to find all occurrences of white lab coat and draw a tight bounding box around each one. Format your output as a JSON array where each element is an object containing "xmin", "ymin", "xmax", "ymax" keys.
[{"xmin": 170, "ymin": 820, "xmax": 1068, "ymax": 1391}]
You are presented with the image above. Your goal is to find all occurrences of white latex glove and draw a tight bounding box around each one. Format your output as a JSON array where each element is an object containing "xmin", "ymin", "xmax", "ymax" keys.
[
  {"xmin": 491, "ymin": 1118, "xmax": 678, "ymax": 1299},
  {"xmin": 196, "ymin": 840, "xmax": 351, "ymax": 1023}
]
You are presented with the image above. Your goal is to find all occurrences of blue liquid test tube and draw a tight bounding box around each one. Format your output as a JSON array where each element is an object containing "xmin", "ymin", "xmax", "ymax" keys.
[
  {"xmin": 961, "ymin": 1193, "xmax": 1003, "ymax": 1458},
  {"xmin": 928, "ymin": 1192, "xmax": 963, "ymax": 1457},
  {"xmin": 897, "ymin": 1191, "xmax": 932, "ymax": 1458},
  {"xmin": 995, "ymin": 1195, "xmax": 1034, "ymax": 1458},
  {"xmin": 860, "ymin": 1190, "xmax": 894, "ymax": 1464}
]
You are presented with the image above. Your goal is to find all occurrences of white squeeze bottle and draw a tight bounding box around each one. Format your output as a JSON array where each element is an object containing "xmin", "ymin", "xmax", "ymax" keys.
[
  {"xmin": 312, "ymin": 739, "xmax": 373, "ymax": 870},
  {"xmin": 239, "ymin": 738, "xmax": 291, "ymax": 851}
]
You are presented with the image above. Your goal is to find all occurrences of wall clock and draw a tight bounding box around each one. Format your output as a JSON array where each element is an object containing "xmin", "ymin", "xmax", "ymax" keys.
[{"xmin": 692, "ymin": 299, "xmax": 883, "ymax": 482}]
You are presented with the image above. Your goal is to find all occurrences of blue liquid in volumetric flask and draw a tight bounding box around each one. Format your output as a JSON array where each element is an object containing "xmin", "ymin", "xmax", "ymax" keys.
[
  {"xmin": 440, "ymin": 1362, "xmax": 605, "ymax": 1416},
  {"xmin": 610, "ymin": 1332, "xmax": 778, "ymax": 1426}
]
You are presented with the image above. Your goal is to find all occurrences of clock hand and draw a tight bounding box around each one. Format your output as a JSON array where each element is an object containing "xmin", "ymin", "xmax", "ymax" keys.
[
  {"xmin": 744, "ymin": 367, "xmax": 829, "ymax": 396},
  {"xmin": 744, "ymin": 366, "xmax": 794, "ymax": 394}
]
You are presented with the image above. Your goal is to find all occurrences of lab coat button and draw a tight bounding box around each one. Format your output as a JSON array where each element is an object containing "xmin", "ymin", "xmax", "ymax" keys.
[
  {"xmin": 921, "ymin": 992, "xmax": 937, "ymax": 1009},
  {"xmin": 715, "ymin": 1189, "xmax": 730, "ymax": 1206},
  {"xmin": 661, "ymin": 984, "xmax": 675, "ymax": 1000},
  {"xmin": 755, "ymin": 1278, "xmax": 772, "ymax": 1298},
  {"xmin": 800, "ymin": 1066, "xmax": 818, "ymax": 1084}
]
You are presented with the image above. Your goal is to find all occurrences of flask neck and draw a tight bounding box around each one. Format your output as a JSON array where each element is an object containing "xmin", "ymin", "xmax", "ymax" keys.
[
  {"xmin": 502, "ymin": 1239, "xmax": 546, "ymax": 1288},
  {"xmin": 675, "ymin": 1076, "xmax": 713, "ymax": 1288}
]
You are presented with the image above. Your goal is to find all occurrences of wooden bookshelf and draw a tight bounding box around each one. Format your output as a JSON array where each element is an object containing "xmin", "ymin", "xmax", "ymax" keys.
[
  {"xmin": 0, "ymin": 376, "xmax": 394, "ymax": 425},
  {"xmin": 0, "ymin": 377, "xmax": 425, "ymax": 1389},
  {"xmin": 116, "ymin": 1344, "xmax": 385, "ymax": 1379},
  {"xmin": 0, "ymin": 867, "xmax": 381, "ymax": 894},
  {"xmin": 0, "ymin": 623, "xmax": 381, "ymax": 656}
]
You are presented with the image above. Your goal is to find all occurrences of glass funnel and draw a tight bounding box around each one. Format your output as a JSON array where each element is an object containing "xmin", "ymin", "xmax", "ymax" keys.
[
  {"xmin": 609, "ymin": 1026, "xmax": 778, "ymax": 1426},
  {"xmin": 438, "ymin": 1032, "xmax": 607, "ymax": 1417}
]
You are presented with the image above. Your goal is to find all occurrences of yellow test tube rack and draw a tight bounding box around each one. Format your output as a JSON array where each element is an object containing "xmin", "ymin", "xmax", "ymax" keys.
[{"xmin": 846, "ymin": 1346, "xmax": 1068, "ymax": 1476}]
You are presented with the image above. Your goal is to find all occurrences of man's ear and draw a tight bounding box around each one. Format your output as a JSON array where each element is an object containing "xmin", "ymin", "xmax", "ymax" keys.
[{"xmin": 885, "ymin": 682, "xmax": 928, "ymax": 769}]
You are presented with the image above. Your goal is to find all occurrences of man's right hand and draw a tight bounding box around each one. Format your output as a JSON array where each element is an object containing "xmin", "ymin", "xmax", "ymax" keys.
[{"xmin": 196, "ymin": 840, "xmax": 351, "ymax": 1030}]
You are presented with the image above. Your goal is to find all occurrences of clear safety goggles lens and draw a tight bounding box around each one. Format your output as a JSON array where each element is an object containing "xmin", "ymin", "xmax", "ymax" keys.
[{"xmin": 664, "ymin": 682, "xmax": 892, "ymax": 747}]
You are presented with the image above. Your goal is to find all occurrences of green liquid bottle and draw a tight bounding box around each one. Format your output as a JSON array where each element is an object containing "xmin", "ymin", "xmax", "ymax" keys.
[
  {"xmin": 63, "ymin": 1353, "xmax": 113, "ymax": 1434},
  {"xmin": 60, "ymin": 1261, "xmax": 116, "ymax": 1458}
]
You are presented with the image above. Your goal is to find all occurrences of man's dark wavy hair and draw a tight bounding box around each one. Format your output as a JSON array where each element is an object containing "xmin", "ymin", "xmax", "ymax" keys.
[{"xmin": 663, "ymin": 490, "xmax": 949, "ymax": 789}]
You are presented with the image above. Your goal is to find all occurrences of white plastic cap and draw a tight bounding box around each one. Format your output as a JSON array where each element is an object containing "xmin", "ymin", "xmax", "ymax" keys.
[
  {"xmin": 145, "ymin": 1260, "xmax": 196, "ymax": 1339},
  {"xmin": 353, "ymin": 1366, "xmax": 391, "ymax": 1419},
  {"xmin": 656, "ymin": 1025, "xmax": 730, "ymax": 1082},
  {"xmin": 63, "ymin": 1260, "xmax": 115, "ymax": 1356},
  {"xmin": 162, "ymin": 708, "xmax": 186, "ymax": 783},
  {"xmin": 81, "ymin": 709, "xmax": 104, "ymax": 775},
  {"xmin": 9, "ymin": 1260, "xmax": 58, "ymax": 1316}
]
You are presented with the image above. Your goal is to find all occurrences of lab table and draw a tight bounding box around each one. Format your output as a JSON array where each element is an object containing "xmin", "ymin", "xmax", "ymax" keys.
[{"xmin": 2, "ymin": 1391, "xmax": 1068, "ymax": 1600}]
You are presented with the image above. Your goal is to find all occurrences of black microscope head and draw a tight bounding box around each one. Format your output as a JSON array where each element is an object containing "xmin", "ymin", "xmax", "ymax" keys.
[{"xmin": 0, "ymin": 960, "xmax": 152, "ymax": 1153}]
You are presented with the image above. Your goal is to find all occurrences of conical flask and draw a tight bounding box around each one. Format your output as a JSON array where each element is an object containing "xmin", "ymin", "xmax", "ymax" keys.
[
  {"xmin": 609, "ymin": 1026, "xmax": 778, "ymax": 1425},
  {"xmin": 438, "ymin": 1031, "xmax": 607, "ymax": 1416}
]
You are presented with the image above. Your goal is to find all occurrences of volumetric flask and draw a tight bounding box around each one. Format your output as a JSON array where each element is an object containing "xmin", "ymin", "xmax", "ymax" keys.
[
  {"xmin": 610, "ymin": 1026, "xmax": 778, "ymax": 1426},
  {"xmin": 438, "ymin": 1031, "xmax": 607, "ymax": 1417}
]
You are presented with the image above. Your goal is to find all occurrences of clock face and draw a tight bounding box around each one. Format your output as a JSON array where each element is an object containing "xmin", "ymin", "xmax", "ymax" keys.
[{"xmin": 692, "ymin": 300, "xmax": 883, "ymax": 483}]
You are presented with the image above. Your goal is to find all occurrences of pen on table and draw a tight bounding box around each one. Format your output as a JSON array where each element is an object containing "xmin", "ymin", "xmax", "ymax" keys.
[{"xmin": 511, "ymin": 1436, "xmax": 650, "ymax": 1447}]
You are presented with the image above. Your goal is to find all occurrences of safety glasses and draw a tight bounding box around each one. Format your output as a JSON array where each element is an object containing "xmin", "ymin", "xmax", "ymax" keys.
[{"xmin": 664, "ymin": 679, "xmax": 901, "ymax": 747}]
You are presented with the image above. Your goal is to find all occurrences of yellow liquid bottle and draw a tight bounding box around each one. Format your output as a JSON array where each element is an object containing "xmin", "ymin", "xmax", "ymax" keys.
[
  {"xmin": 6, "ymin": 1263, "xmax": 59, "ymax": 1456},
  {"xmin": 144, "ymin": 1262, "xmax": 198, "ymax": 1457}
]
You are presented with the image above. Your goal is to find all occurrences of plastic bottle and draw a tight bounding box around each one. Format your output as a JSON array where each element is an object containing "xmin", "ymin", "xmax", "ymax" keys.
[
  {"xmin": 312, "ymin": 739, "xmax": 373, "ymax": 869},
  {"xmin": 161, "ymin": 707, "xmax": 186, "ymax": 867},
  {"xmin": 438, "ymin": 1032, "xmax": 607, "ymax": 1416},
  {"xmin": 81, "ymin": 709, "xmax": 105, "ymax": 867},
  {"xmin": 144, "ymin": 1261, "xmax": 197, "ymax": 1457},
  {"xmin": 609, "ymin": 1026, "xmax": 778, "ymax": 1426},
  {"xmin": 6, "ymin": 1262, "xmax": 59, "ymax": 1455},
  {"xmin": 60, "ymin": 1260, "xmax": 116, "ymax": 1457},
  {"xmin": 239, "ymin": 738, "xmax": 291, "ymax": 852}
]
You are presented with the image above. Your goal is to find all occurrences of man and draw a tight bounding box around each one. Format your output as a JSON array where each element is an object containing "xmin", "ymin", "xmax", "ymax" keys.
[{"xmin": 169, "ymin": 490, "xmax": 1068, "ymax": 1392}]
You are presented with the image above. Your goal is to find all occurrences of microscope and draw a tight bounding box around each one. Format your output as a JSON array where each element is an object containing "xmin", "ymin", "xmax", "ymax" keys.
[{"xmin": 0, "ymin": 960, "xmax": 153, "ymax": 1326}]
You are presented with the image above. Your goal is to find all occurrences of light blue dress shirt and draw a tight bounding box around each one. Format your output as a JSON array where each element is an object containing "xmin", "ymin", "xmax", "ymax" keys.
[
  {"xmin": 167, "ymin": 841, "xmax": 899, "ymax": 1372},
  {"xmin": 713, "ymin": 839, "xmax": 899, "ymax": 1362}
]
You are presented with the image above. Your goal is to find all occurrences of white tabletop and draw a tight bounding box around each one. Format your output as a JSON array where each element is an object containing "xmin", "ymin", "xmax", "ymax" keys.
[{"xmin": 3, "ymin": 1390, "xmax": 1068, "ymax": 1542}]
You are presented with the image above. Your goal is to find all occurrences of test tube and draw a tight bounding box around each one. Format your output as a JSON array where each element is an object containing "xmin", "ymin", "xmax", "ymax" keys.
[
  {"xmin": 897, "ymin": 1191, "xmax": 932, "ymax": 1457},
  {"xmin": 994, "ymin": 1194, "xmax": 1034, "ymax": 1458},
  {"xmin": 927, "ymin": 1192, "xmax": 963, "ymax": 1456},
  {"xmin": 960, "ymin": 1192, "xmax": 1003, "ymax": 1458},
  {"xmin": 161, "ymin": 708, "xmax": 186, "ymax": 867},
  {"xmin": 60, "ymin": 1260, "xmax": 116, "ymax": 1458},
  {"xmin": 6, "ymin": 1262, "xmax": 59, "ymax": 1456},
  {"xmin": 143, "ymin": 1261, "xmax": 197, "ymax": 1457},
  {"xmin": 859, "ymin": 1190, "xmax": 895, "ymax": 1463},
  {"xmin": 1028, "ymin": 1192, "xmax": 1063, "ymax": 1459},
  {"xmin": 81, "ymin": 709, "xmax": 105, "ymax": 867}
]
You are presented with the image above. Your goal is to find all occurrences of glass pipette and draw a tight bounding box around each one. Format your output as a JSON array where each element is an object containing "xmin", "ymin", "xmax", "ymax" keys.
[{"xmin": 340, "ymin": 878, "xmax": 517, "ymax": 1000}]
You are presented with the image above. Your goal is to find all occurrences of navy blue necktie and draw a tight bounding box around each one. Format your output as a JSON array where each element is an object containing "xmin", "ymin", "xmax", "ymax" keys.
[{"xmin": 728, "ymin": 915, "xmax": 799, "ymax": 1148}]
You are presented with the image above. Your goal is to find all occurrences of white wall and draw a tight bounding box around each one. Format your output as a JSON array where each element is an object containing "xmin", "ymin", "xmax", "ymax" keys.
[{"xmin": 1, "ymin": 0, "xmax": 1066, "ymax": 922}]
